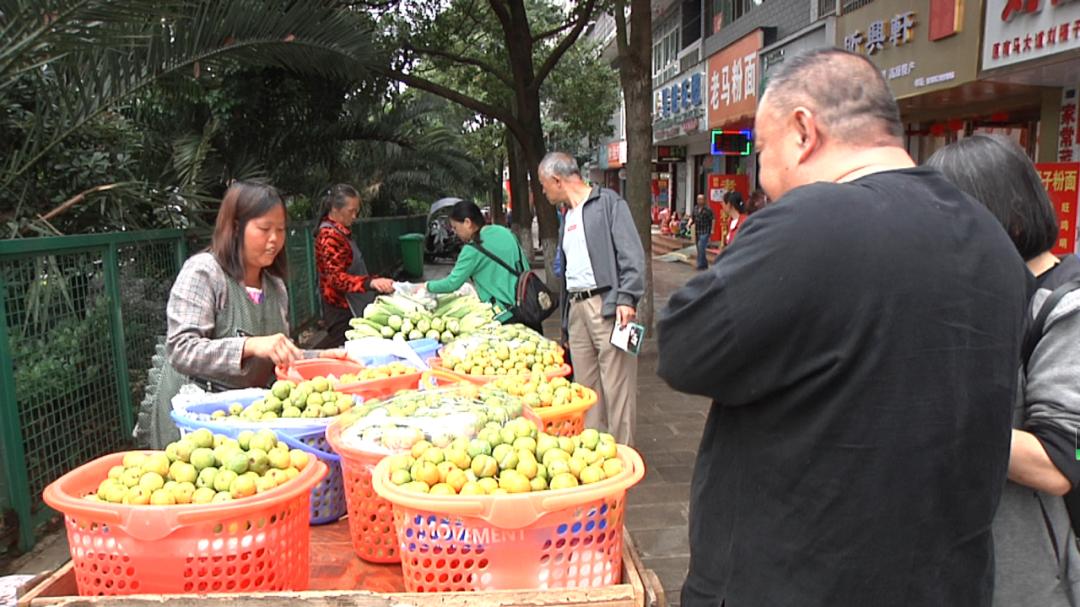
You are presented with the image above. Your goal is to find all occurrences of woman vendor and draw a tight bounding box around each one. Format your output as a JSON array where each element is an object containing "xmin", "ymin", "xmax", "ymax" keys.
[{"xmin": 135, "ymin": 182, "xmax": 304, "ymax": 449}]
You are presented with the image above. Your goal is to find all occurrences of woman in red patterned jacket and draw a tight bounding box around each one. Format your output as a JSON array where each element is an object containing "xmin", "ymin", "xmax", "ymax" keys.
[{"xmin": 314, "ymin": 184, "xmax": 395, "ymax": 347}]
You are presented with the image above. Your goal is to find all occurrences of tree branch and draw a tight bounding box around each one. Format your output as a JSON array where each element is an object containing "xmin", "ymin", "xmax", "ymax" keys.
[
  {"xmin": 535, "ymin": 0, "xmax": 599, "ymax": 85},
  {"xmin": 404, "ymin": 44, "xmax": 512, "ymax": 87},
  {"xmin": 19, "ymin": 182, "xmax": 132, "ymax": 235},
  {"xmin": 488, "ymin": 0, "xmax": 512, "ymax": 31},
  {"xmin": 613, "ymin": 0, "xmax": 629, "ymax": 59},
  {"xmin": 381, "ymin": 68, "xmax": 528, "ymax": 144},
  {"xmin": 532, "ymin": 19, "xmax": 578, "ymax": 45}
]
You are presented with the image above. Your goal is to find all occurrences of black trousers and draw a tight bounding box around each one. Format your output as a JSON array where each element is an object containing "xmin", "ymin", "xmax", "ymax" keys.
[{"xmin": 313, "ymin": 302, "xmax": 351, "ymax": 350}]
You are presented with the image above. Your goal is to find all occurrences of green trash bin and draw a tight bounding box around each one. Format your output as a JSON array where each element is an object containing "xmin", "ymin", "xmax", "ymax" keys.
[{"xmin": 399, "ymin": 233, "xmax": 425, "ymax": 278}]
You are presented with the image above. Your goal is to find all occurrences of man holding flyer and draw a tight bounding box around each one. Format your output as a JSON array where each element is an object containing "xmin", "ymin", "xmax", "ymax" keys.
[{"xmin": 539, "ymin": 151, "xmax": 646, "ymax": 445}]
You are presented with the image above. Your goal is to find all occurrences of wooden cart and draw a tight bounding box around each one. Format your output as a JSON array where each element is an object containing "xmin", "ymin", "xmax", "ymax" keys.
[{"xmin": 16, "ymin": 524, "xmax": 666, "ymax": 607}]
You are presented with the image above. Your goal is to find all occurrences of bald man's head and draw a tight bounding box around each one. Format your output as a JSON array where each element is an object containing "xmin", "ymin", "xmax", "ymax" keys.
[{"xmin": 761, "ymin": 48, "xmax": 903, "ymax": 147}]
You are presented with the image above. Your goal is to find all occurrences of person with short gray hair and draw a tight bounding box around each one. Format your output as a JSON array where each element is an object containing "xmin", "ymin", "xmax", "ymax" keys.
[
  {"xmin": 539, "ymin": 151, "xmax": 645, "ymax": 445},
  {"xmin": 658, "ymin": 48, "xmax": 1031, "ymax": 606}
]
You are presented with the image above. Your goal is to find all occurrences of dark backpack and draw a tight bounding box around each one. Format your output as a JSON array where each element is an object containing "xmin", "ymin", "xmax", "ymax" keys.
[{"xmin": 470, "ymin": 241, "xmax": 559, "ymax": 326}]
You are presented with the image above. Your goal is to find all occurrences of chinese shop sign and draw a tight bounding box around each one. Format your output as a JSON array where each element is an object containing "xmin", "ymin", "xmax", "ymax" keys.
[
  {"xmin": 983, "ymin": 0, "xmax": 1080, "ymax": 69},
  {"xmin": 1035, "ymin": 162, "xmax": 1080, "ymax": 254}
]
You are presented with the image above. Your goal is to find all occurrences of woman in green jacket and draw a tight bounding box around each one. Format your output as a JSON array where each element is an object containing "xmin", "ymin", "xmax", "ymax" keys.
[{"xmin": 425, "ymin": 200, "xmax": 540, "ymax": 333}]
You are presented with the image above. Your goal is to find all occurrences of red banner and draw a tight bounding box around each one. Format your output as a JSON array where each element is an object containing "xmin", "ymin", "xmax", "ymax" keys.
[
  {"xmin": 1035, "ymin": 162, "xmax": 1080, "ymax": 255},
  {"xmin": 707, "ymin": 174, "xmax": 749, "ymax": 243}
]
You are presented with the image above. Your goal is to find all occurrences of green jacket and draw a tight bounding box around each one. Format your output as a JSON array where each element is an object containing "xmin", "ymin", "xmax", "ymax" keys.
[{"xmin": 428, "ymin": 225, "xmax": 525, "ymax": 317}]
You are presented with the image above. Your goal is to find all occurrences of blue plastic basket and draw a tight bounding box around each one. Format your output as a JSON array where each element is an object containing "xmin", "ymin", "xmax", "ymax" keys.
[{"xmin": 170, "ymin": 396, "xmax": 347, "ymax": 525}]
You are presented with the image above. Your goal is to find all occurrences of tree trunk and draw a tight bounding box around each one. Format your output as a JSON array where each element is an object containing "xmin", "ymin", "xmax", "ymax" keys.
[
  {"xmin": 507, "ymin": 132, "xmax": 534, "ymax": 257},
  {"xmin": 489, "ymin": 153, "xmax": 506, "ymax": 227},
  {"xmin": 615, "ymin": 0, "xmax": 655, "ymax": 330}
]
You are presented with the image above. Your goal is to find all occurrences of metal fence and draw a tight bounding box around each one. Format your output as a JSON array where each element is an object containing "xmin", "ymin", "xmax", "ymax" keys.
[{"xmin": 0, "ymin": 215, "xmax": 425, "ymax": 553}]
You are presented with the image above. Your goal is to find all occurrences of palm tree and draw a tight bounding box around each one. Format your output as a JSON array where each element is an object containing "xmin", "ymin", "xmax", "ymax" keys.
[{"xmin": 0, "ymin": 0, "xmax": 381, "ymax": 234}]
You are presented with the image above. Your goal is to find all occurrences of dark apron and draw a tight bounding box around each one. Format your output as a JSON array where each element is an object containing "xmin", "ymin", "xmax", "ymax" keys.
[
  {"xmin": 319, "ymin": 221, "xmax": 376, "ymax": 346},
  {"xmin": 138, "ymin": 273, "xmax": 287, "ymax": 449}
]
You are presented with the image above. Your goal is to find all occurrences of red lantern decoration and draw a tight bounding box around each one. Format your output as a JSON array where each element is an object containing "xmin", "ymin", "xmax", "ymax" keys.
[
  {"xmin": 929, "ymin": 124, "xmax": 947, "ymax": 136},
  {"xmin": 947, "ymin": 119, "xmax": 964, "ymax": 132}
]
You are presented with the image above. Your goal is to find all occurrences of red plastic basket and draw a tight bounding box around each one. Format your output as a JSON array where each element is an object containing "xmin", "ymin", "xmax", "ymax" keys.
[
  {"xmin": 276, "ymin": 358, "xmax": 423, "ymax": 400},
  {"xmin": 531, "ymin": 389, "xmax": 597, "ymax": 436},
  {"xmin": 324, "ymin": 423, "xmax": 400, "ymax": 564},
  {"xmin": 371, "ymin": 445, "xmax": 645, "ymax": 592},
  {"xmin": 43, "ymin": 453, "xmax": 327, "ymax": 596}
]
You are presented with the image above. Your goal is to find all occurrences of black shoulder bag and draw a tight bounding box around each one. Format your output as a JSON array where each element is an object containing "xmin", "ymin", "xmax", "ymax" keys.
[{"xmin": 470, "ymin": 241, "xmax": 558, "ymax": 327}]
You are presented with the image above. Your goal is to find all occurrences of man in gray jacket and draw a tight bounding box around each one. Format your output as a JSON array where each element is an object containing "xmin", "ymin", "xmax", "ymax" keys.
[{"xmin": 539, "ymin": 152, "xmax": 645, "ymax": 445}]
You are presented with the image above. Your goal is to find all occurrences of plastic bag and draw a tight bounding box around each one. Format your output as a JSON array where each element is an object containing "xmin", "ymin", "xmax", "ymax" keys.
[
  {"xmin": 336, "ymin": 385, "xmax": 523, "ymax": 455},
  {"xmin": 345, "ymin": 336, "xmax": 429, "ymax": 369}
]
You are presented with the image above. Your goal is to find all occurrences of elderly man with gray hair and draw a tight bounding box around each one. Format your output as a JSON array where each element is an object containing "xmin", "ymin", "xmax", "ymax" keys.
[
  {"xmin": 659, "ymin": 48, "xmax": 1031, "ymax": 607},
  {"xmin": 538, "ymin": 152, "xmax": 645, "ymax": 445}
]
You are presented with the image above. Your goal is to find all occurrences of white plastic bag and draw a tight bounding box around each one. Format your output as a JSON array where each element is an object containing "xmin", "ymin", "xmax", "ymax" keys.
[{"xmin": 344, "ymin": 336, "xmax": 428, "ymax": 369}]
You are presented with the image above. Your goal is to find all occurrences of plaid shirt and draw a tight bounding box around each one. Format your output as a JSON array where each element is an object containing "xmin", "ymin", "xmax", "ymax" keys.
[
  {"xmin": 315, "ymin": 219, "xmax": 374, "ymax": 310},
  {"xmin": 166, "ymin": 253, "xmax": 289, "ymax": 383},
  {"xmin": 693, "ymin": 205, "xmax": 714, "ymax": 240}
]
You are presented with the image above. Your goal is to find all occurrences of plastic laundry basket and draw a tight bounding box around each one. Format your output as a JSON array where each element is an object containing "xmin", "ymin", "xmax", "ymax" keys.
[
  {"xmin": 43, "ymin": 452, "xmax": 327, "ymax": 596},
  {"xmin": 171, "ymin": 408, "xmax": 346, "ymax": 525},
  {"xmin": 427, "ymin": 358, "xmax": 572, "ymax": 386},
  {"xmin": 371, "ymin": 445, "xmax": 645, "ymax": 592},
  {"xmin": 276, "ymin": 358, "xmax": 423, "ymax": 400},
  {"xmin": 324, "ymin": 422, "xmax": 399, "ymax": 564}
]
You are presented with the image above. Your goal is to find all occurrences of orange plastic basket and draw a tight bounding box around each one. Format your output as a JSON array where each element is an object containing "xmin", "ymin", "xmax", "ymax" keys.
[
  {"xmin": 43, "ymin": 453, "xmax": 327, "ymax": 596},
  {"xmin": 531, "ymin": 388, "xmax": 597, "ymax": 436},
  {"xmin": 427, "ymin": 358, "xmax": 572, "ymax": 387},
  {"xmin": 276, "ymin": 358, "xmax": 424, "ymax": 399},
  {"xmin": 324, "ymin": 422, "xmax": 400, "ymax": 564},
  {"xmin": 371, "ymin": 445, "xmax": 645, "ymax": 592}
]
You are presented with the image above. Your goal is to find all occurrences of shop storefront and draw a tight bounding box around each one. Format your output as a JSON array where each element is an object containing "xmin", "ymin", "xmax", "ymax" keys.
[
  {"xmin": 980, "ymin": 0, "xmax": 1080, "ymax": 163},
  {"xmin": 705, "ymin": 29, "xmax": 763, "ymax": 214},
  {"xmin": 837, "ymin": 0, "xmax": 1039, "ymax": 162},
  {"xmin": 599, "ymin": 140, "xmax": 627, "ymax": 195},
  {"xmin": 653, "ymin": 65, "xmax": 708, "ymax": 215}
]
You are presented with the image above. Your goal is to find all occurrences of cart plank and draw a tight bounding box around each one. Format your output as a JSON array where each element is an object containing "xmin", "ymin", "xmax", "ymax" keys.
[{"xmin": 21, "ymin": 521, "xmax": 662, "ymax": 607}]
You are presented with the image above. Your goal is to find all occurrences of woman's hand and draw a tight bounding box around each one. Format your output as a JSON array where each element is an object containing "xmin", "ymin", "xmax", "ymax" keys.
[
  {"xmin": 319, "ymin": 349, "xmax": 350, "ymax": 360},
  {"xmin": 243, "ymin": 333, "xmax": 302, "ymax": 367},
  {"xmin": 370, "ymin": 277, "xmax": 395, "ymax": 293}
]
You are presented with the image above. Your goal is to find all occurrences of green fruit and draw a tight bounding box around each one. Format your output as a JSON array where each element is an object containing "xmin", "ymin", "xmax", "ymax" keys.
[
  {"xmin": 107, "ymin": 465, "xmax": 125, "ymax": 480},
  {"xmin": 169, "ymin": 461, "xmax": 198, "ymax": 484},
  {"xmin": 492, "ymin": 444, "xmax": 513, "ymax": 464},
  {"xmin": 190, "ymin": 448, "xmax": 216, "ymax": 471},
  {"xmin": 122, "ymin": 453, "xmax": 147, "ymax": 470},
  {"xmin": 251, "ymin": 430, "xmax": 278, "ymax": 453},
  {"xmin": 512, "ymin": 437, "xmax": 537, "ymax": 453},
  {"xmin": 191, "ymin": 487, "xmax": 216, "ymax": 504},
  {"xmin": 120, "ymin": 467, "xmax": 142, "ymax": 488},
  {"xmin": 402, "ymin": 481, "xmax": 429, "ymax": 493},
  {"xmin": 499, "ymin": 427, "xmax": 516, "ymax": 446},
  {"xmin": 150, "ymin": 489, "xmax": 176, "ymax": 505},
  {"xmin": 530, "ymin": 476, "xmax": 548, "ymax": 491},
  {"xmin": 549, "ymin": 472, "xmax": 579, "ymax": 490},
  {"xmin": 497, "ymin": 450, "xmax": 519, "ymax": 472},
  {"xmin": 190, "ymin": 428, "xmax": 214, "ymax": 449},
  {"xmin": 388, "ymin": 315, "xmax": 403, "ymax": 330},
  {"xmin": 139, "ymin": 472, "xmax": 165, "ymax": 493},
  {"xmin": 312, "ymin": 377, "xmax": 330, "ymax": 393},
  {"xmin": 196, "ymin": 467, "xmax": 218, "ymax": 489},
  {"xmin": 172, "ymin": 482, "xmax": 196, "ymax": 504},
  {"xmin": 97, "ymin": 478, "xmax": 118, "ymax": 499},
  {"xmin": 579, "ymin": 429, "xmax": 601, "ymax": 451},
  {"xmin": 214, "ymin": 470, "xmax": 238, "ymax": 493},
  {"xmin": 237, "ymin": 431, "xmax": 254, "ymax": 450},
  {"xmin": 470, "ymin": 454, "xmax": 498, "ymax": 478},
  {"xmin": 255, "ymin": 476, "xmax": 278, "ymax": 493},
  {"xmin": 321, "ymin": 403, "xmax": 339, "ymax": 417},
  {"xmin": 230, "ymin": 475, "xmax": 257, "ymax": 499},
  {"xmin": 498, "ymin": 470, "xmax": 531, "ymax": 493},
  {"xmin": 261, "ymin": 411, "xmax": 279, "ymax": 421},
  {"xmin": 557, "ymin": 436, "xmax": 575, "ymax": 453},
  {"xmin": 596, "ymin": 441, "xmax": 618, "ymax": 460},
  {"xmin": 467, "ymin": 439, "xmax": 492, "ymax": 458},
  {"xmin": 264, "ymin": 396, "xmax": 283, "ymax": 413},
  {"xmin": 580, "ymin": 465, "xmax": 606, "ymax": 484},
  {"xmin": 282, "ymin": 406, "xmax": 302, "ymax": 418},
  {"xmin": 212, "ymin": 491, "xmax": 233, "ymax": 503},
  {"xmin": 247, "ymin": 449, "xmax": 271, "ymax": 475},
  {"xmin": 164, "ymin": 442, "xmax": 180, "ymax": 463},
  {"xmin": 267, "ymin": 449, "xmax": 291, "ymax": 471},
  {"xmin": 536, "ymin": 434, "xmax": 558, "ymax": 460},
  {"xmin": 422, "ymin": 447, "xmax": 445, "ymax": 465},
  {"xmin": 226, "ymin": 452, "xmax": 249, "ymax": 475},
  {"xmin": 271, "ymin": 380, "xmax": 291, "ymax": 400},
  {"xmin": 390, "ymin": 469, "xmax": 412, "ymax": 485}
]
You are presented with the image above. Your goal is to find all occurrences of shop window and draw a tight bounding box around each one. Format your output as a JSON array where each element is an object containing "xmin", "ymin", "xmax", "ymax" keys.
[
  {"xmin": 730, "ymin": 0, "xmax": 765, "ymax": 23},
  {"xmin": 653, "ymin": 11, "xmax": 682, "ymax": 80},
  {"xmin": 840, "ymin": 0, "xmax": 874, "ymax": 15},
  {"xmin": 819, "ymin": 0, "xmax": 836, "ymax": 17},
  {"xmin": 682, "ymin": 0, "xmax": 702, "ymax": 48},
  {"xmin": 706, "ymin": 0, "xmax": 724, "ymax": 34}
]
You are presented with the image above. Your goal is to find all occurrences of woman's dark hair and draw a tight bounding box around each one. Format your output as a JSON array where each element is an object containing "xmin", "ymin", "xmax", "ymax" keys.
[
  {"xmin": 926, "ymin": 134, "xmax": 1058, "ymax": 261},
  {"xmin": 318, "ymin": 183, "xmax": 360, "ymax": 222},
  {"xmin": 723, "ymin": 190, "xmax": 746, "ymax": 214},
  {"xmin": 450, "ymin": 200, "xmax": 486, "ymax": 230},
  {"xmin": 210, "ymin": 181, "xmax": 287, "ymax": 281},
  {"xmin": 747, "ymin": 190, "xmax": 768, "ymax": 215}
]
